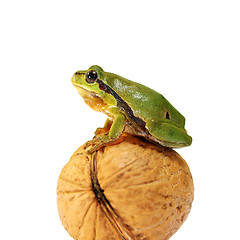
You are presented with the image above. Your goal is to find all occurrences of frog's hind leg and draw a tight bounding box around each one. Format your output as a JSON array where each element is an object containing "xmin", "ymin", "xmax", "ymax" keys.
[{"xmin": 145, "ymin": 119, "xmax": 192, "ymax": 148}]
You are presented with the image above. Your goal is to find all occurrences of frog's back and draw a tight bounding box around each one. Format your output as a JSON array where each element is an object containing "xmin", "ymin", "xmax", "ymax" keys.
[{"xmin": 105, "ymin": 73, "xmax": 186, "ymax": 128}]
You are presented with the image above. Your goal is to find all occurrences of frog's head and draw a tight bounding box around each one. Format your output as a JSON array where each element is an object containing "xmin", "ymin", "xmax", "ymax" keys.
[
  {"xmin": 71, "ymin": 65, "xmax": 104, "ymax": 92},
  {"xmin": 71, "ymin": 65, "xmax": 117, "ymax": 110}
]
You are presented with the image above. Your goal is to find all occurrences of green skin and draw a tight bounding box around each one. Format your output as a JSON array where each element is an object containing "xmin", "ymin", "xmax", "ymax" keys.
[{"xmin": 72, "ymin": 65, "xmax": 192, "ymax": 151}]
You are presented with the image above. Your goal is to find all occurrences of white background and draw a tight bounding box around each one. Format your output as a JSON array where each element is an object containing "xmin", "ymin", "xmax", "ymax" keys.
[{"xmin": 0, "ymin": 1, "xmax": 239, "ymax": 239}]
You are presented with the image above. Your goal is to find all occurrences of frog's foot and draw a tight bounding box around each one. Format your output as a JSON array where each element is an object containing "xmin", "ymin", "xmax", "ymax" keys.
[
  {"xmin": 85, "ymin": 134, "xmax": 126, "ymax": 154},
  {"xmin": 83, "ymin": 135, "xmax": 101, "ymax": 150},
  {"xmin": 84, "ymin": 135, "xmax": 109, "ymax": 154}
]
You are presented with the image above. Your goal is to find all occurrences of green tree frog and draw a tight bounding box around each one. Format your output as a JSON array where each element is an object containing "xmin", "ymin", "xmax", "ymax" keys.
[{"xmin": 72, "ymin": 65, "xmax": 192, "ymax": 152}]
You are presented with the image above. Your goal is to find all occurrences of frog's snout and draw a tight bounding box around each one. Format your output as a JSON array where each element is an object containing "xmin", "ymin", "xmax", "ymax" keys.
[
  {"xmin": 71, "ymin": 74, "xmax": 77, "ymax": 84},
  {"xmin": 72, "ymin": 72, "xmax": 82, "ymax": 84},
  {"xmin": 72, "ymin": 71, "xmax": 86, "ymax": 85}
]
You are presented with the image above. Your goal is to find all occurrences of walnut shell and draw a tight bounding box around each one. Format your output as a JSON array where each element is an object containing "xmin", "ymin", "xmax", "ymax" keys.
[{"xmin": 57, "ymin": 136, "xmax": 194, "ymax": 240}]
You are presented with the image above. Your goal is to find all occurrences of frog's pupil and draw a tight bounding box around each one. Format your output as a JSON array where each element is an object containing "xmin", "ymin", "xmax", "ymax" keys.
[{"xmin": 86, "ymin": 71, "xmax": 98, "ymax": 83}]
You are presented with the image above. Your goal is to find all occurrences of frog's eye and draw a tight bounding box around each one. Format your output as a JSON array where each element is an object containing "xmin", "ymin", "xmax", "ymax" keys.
[{"xmin": 86, "ymin": 70, "xmax": 98, "ymax": 83}]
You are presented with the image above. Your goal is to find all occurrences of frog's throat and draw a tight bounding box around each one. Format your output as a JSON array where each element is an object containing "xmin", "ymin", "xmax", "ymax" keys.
[{"xmin": 73, "ymin": 84, "xmax": 109, "ymax": 113}]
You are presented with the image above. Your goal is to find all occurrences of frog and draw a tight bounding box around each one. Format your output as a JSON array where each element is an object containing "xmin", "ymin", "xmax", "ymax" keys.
[{"xmin": 71, "ymin": 65, "xmax": 192, "ymax": 153}]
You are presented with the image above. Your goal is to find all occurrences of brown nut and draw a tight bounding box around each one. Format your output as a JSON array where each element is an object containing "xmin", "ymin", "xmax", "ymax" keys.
[{"xmin": 57, "ymin": 135, "xmax": 194, "ymax": 240}]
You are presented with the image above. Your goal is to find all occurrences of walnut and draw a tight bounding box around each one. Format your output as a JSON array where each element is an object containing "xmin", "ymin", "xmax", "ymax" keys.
[{"xmin": 57, "ymin": 135, "xmax": 194, "ymax": 240}]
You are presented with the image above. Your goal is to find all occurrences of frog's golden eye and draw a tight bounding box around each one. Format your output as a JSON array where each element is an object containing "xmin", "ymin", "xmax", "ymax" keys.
[{"xmin": 86, "ymin": 70, "xmax": 98, "ymax": 84}]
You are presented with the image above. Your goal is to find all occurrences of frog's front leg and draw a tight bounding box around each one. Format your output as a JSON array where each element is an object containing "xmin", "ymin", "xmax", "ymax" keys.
[
  {"xmin": 84, "ymin": 118, "xmax": 112, "ymax": 150},
  {"xmin": 85, "ymin": 110, "xmax": 126, "ymax": 153},
  {"xmin": 146, "ymin": 119, "xmax": 192, "ymax": 148}
]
